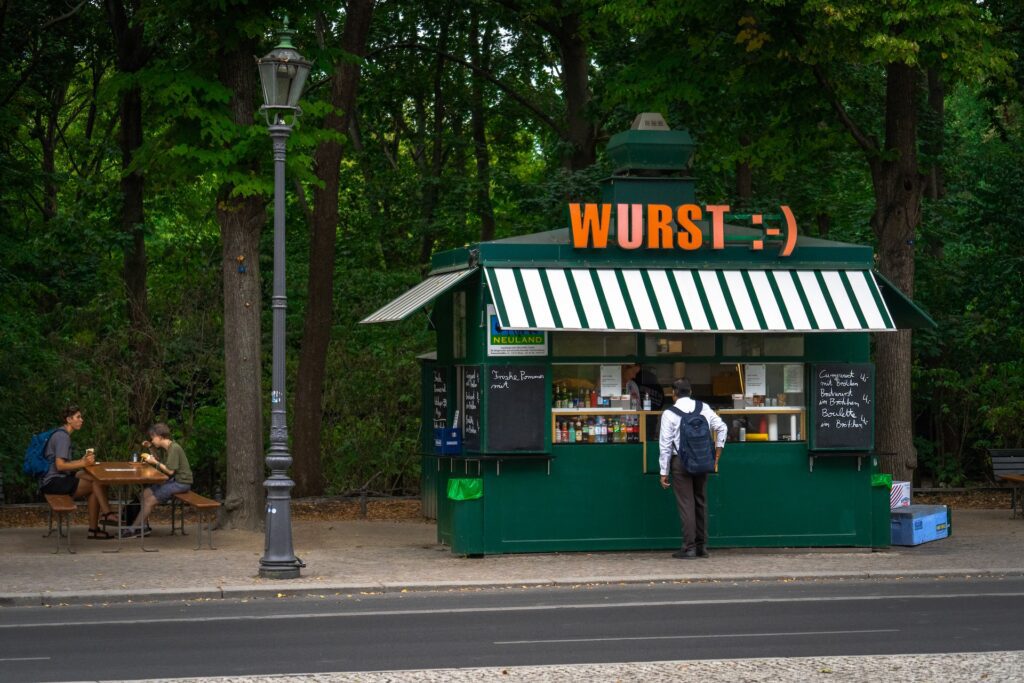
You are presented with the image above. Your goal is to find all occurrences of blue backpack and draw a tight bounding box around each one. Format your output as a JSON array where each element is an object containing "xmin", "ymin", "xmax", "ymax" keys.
[
  {"xmin": 23, "ymin": 428, "xmax": 59, "ymax": 479},
  {"xmin": 668, "ymin": 402, "xmax": 716, "ymax": 475}
]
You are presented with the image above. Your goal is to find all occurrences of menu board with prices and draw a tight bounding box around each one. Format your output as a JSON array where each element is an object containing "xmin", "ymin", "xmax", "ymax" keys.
[
  {"xmin": 462, "ymin": 366, "xmax": 481, "ymax": 450},
  {"xmin": 810, "ymin": 363, "xmax": 875, "ymax": 451},
  {"xmin": 432, "ymin": 368, "xmax": 448, "ymax": 425}
]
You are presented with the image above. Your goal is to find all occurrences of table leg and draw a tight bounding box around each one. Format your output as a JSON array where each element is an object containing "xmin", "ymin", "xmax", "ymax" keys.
[
  {"xmin": 139, "ymin": 484, "xmax": 157, "ymax": 552},
  {"xmin": 104, "ymin": 484, "xmax": 125, "ymax": 553}
]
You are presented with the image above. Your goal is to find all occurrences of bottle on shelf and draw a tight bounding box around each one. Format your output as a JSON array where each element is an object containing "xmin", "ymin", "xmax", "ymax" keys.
[
  {"xmin": 590, "ymin": 389, "xmax": 597, "ymax": 408},
  {"xmin": 569, "ymin": 420, "xmax": 577, "ymax": 442},
  {"xmin": 642, "ymin": 392, "xmax": 651, "ymax": 411}
]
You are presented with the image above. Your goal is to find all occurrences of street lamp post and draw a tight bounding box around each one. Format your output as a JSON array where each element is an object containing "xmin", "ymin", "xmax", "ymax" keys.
[{"xmin": 256, "ymin": 18, "xmax": 310, "ymax": 580}]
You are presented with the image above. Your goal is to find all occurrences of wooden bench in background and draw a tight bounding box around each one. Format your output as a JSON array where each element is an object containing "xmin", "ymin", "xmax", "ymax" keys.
[
  {"xmin": 990, "ymin": 449, "xmax": 1024, "ymax": 518},
  {"xmin": 44, "ymin": 494, "xmax": 76, "ymax": 554},
  {"xmin": 171, "ymin": 491, "xmax": 220, "ymax": 549}
]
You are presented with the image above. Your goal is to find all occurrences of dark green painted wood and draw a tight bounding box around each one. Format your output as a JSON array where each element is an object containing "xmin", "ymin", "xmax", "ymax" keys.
[{"xmin": 436, "ymin": 441, "xmax": 885, "ymax": 555}]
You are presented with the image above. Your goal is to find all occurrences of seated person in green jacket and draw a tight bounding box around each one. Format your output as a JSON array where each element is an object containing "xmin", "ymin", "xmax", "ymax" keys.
[{"xmin": 123, "ymin": 422, "xmax": 193, "ymax": 537}]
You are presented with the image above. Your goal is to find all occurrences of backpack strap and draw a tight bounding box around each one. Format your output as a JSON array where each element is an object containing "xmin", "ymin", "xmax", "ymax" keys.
[{"xmin": 667, "ymin": 401, "xmax": 703, "ymax": 416}]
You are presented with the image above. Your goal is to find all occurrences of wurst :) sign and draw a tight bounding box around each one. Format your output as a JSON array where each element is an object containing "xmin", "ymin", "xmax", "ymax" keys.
[{"xmin": 569, "ymin": 203, "xmax": 798, "ymax": 256}]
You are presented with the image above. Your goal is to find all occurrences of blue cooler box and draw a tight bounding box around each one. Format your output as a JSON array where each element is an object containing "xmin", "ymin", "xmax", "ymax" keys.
[{"xmin": 890, "ymin": 504, "xmax": 951, "ymax": 546}]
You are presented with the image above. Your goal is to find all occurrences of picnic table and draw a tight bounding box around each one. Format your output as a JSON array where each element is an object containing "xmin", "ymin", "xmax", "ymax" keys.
[{"xmin": 84, "ymin": 461, "xmax": 167, "ymax": 551}]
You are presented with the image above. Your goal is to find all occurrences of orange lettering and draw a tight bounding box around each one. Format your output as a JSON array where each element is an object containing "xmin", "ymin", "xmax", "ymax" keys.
[
  {"xmin": 779, "ymin": 205, "xmax": 798, "ymax": 256},
  {"xmin": 646, "ymin": 204, "xmax": 673, "ymax": 249},
  {"xmin": 617, "ymin": 204, "xmax": 643, "ymax": 249},
  {"xmin": 676, "ymin": 204, "xmax": 703, "ymax": 250},
  {"xmin": 706, "ymin": 204, "xmax": 730, "ymax": 249},
  {"xmin": 570, "ymin": 203, "xmax": 611, "ymax": 248}
]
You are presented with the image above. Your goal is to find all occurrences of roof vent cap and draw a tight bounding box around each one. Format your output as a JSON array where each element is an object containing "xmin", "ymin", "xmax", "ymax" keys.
[{"xmin": 630, "ymin": 112, "xmax": 670, "ymax": 131}]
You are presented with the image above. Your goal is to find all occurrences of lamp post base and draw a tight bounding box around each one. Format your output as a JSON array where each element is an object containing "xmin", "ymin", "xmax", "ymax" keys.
[{"xmin": 258, "ymin": 561, "xmax": 303, "ymax": 580}]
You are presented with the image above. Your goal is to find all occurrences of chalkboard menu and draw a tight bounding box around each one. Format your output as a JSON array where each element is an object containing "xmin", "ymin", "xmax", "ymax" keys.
[
  {"xmin": 432, "ymin": 368, "xmax": 448, "ymax": 425},
  {"xmin": 486, "ymin": 365, "xmax": 546, "ymax": 452},
  {"xmin": 462, "ymin": 366, "xmax": 481, "ymax": 451},
  {"xmin": 810, "ymin": 363, "xmax": 875, "ymax": 451}
]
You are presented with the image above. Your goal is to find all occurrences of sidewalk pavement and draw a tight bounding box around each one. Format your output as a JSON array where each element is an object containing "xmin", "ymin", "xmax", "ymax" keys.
[{"xmin": 1, "ymin": 508, "xmax": 1022, "ymax": 607}]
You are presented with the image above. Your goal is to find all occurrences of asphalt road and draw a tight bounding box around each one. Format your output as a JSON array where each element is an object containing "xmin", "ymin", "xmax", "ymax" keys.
[{"xmin": 2, "ymin": 575, "xmax": 1023, "ymax": 681}]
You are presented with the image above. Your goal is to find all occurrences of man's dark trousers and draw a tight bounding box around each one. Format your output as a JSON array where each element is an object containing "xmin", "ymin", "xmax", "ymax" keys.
[{"xmin": 670, "ymin": 455, "xmax": 708, "ymax": 551}]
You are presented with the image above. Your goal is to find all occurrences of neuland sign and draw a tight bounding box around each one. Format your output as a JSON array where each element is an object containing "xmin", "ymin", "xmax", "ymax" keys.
[{"xmin": 569, "ymin": 203, "xmax": 798, "ymax": 257}]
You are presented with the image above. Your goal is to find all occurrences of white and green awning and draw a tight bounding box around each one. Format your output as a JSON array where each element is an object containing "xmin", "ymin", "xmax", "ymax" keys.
[
  {"xmin": 484, "ymin": 267, "xmax": 896, "ymax": 332},
  {"xmin": 360, "ymin": 268, "xmax": 476, "ymax": 323}
]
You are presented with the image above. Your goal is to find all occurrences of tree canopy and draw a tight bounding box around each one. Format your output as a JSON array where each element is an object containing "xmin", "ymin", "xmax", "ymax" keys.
[{"xmin": 1, "ymin": 0, "xmax": 1021, "ymax": 509}]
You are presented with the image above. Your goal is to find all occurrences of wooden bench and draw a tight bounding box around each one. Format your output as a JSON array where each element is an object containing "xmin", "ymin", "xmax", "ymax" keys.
[
  {"xmin": 990, "ymin": 449, "xmax": 1024, "ymax": 518},
  {"xmin": 44, "ymin": 494, "xmax": 76, "ymax": 554},
  {"xmin": 172, "ymin": 491, "xmax": 220, "ymax": 549}
]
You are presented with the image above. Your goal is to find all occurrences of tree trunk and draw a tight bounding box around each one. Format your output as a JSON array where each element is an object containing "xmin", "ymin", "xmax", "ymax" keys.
[
  {"xmin": 38, "ymin": 83, "xmax": 68, "ymax": 222},
  {"xmin": 735, "ymin": 135, "xmax": 752, "ymax": 208},
  {"xmin": 216, "ymin": 44, "xmax": 266, "ymax": 531},
  {"xmin": 105, "ymin": 0, "xmax": 153, "ymax": 432},
  {"xmin": 871, "ymin": 62, "xmax": 922, "ymax": 483},
  {"xmin": 418, "ymin": 18, "xmax": 449, "ymax": 265},
  {"xmin": 470, "ymin": 11, "xmax": 496, "ymax": 242},
  {"xmin": 555, "ymin": 11, "xmax": 594, "ymax": 170},
  {"xmin": 816, "ymin": 212, "xmax": 831, "ymax": 238},
  {"xmin": 924, "ymin": 67, "xmax": 945, "ymax": 201},
  {"xmin": 292, "ymin": 0, "xmax": 374, "ymax": 498}
]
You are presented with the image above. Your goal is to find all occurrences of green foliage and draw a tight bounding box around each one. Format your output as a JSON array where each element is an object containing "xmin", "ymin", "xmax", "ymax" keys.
[{"xmin": 1, "ymin": 0, "xmax": 1021, "ymax": 504}]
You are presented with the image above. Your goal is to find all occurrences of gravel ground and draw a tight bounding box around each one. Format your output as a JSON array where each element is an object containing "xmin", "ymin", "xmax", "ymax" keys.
[{"xmin": 115, "ymin": 651, "xmax": 1024, "ymax": 682}]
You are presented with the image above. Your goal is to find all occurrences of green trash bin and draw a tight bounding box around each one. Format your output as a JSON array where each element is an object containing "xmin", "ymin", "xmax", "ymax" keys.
[{"xmin": 448, "ymin": 477, "xmax": 484, "ymax": 555}]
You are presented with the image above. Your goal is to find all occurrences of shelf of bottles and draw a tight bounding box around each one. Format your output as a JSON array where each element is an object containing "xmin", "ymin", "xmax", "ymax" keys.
[{"xmin": 553, "ymin": 412, "xmax": 642, "ymax": 445}]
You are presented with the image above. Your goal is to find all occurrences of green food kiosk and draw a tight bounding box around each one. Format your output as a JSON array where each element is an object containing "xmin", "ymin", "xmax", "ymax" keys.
[{"xmin": 363, "ymin": 114, "xmax": 934, "ymax": 556}]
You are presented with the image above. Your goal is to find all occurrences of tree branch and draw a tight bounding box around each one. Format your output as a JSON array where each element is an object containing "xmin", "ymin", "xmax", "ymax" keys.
[
  {"xmin": 41, "ymin": 0, "xmax": 89, "ymax": 30},
  {"xmin": 810, "ymin": 64, "xmax": 878, "ymax": 156},
  {"xmin": 372, "ymin": 42, "xmax": 567, "ymax": 138}
]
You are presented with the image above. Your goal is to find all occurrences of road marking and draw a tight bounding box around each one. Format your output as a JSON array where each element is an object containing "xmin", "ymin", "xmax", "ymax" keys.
[
  {"xmin": 495, "ymin": 628, "xmax": 899, "ymax": 645},
  {"xmin": 0, "ymin": 657, "xmax": 51, "ymax": 661},
  {"xmin": 2, "ymin": 592, "xmax": 1023, "ymax": 629}
]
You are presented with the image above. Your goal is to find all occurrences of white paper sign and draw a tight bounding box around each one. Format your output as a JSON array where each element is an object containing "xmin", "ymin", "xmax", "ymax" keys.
[
  {"xmin": 600, "ymin": 365, "xmax": 621, "ymax": 397},
  {"xmin": 744, "ymin": 364, "xmax": 766, "ymax": 398},
  {"xmin": 783, "ymin": 364, "xmax": 804, "ymax": 393}
]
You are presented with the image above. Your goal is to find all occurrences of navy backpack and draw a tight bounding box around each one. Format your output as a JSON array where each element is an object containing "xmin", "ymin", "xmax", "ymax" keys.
[
  {"xmin": 667, "ymin": 402, "xmax": 716, "ymax": 475},
  {"xmin": 23, "ymin": 428, "xmax": 59, "ymax": 479}
]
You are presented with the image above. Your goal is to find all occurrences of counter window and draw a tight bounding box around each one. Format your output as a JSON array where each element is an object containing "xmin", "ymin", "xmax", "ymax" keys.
[
  {"xmin": 722, "ymin": 334, "xmax": 804, "ymax": 357},
  {"xmin": 644, "ymin": 334, "xmax": 715, "ymax": 357},
  {"xmin": 552, "ymin": 332, "xmax": 636, "ymax": 357}
]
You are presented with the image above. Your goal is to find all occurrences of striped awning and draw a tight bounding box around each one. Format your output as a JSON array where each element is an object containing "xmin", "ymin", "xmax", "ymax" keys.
[
  {"xmin": 484, "ymin": 267, "xmax": 896, "ymax": 332},
  {"xmin": 360, "ymin": 268, "xmax": 476, "ymax": 323}
]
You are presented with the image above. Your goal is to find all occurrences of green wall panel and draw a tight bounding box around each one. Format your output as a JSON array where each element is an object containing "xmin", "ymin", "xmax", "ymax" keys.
[{"xmin": 435, "ymin": 441, "xmax": 887, "ymax": 554}]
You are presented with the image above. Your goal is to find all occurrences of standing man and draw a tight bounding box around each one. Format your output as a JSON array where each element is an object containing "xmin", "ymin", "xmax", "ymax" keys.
[{"xmin": 659, "ymin": 379, "xmax": 727, "ymax": 559}]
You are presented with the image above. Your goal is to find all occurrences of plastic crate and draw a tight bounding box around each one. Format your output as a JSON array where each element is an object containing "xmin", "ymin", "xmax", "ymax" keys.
[{"xmin": 433, "ymin": 428, "xmax": 462, "ymax": 455}]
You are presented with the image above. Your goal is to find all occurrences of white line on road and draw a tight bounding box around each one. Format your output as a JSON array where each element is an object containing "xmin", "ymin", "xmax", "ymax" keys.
[
  {"xmin": 495, "ymin": 628, "xmax": 899, "ymax": 645},
  {"xmin": 2, "ymin": 592, "xmax": 1023, "ymax": 630},
  {"xmin": 0, "ymin": 656, "xmax": 51, "ymax": 661}
]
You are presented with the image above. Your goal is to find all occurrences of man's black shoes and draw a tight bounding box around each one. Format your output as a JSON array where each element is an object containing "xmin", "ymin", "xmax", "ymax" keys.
[
  {"xmin": 696, "ymin": 546, "xmax": 710, "ymax": 558},
  {"xmin": 671, "ymin": 548, "xmax": 697, "ymax": 559}
]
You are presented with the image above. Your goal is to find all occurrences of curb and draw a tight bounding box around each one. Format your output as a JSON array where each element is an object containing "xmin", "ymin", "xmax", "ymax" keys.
[{"xmin": 4, "ymin": 568, "xmax": 1023, "ymax": 607}]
